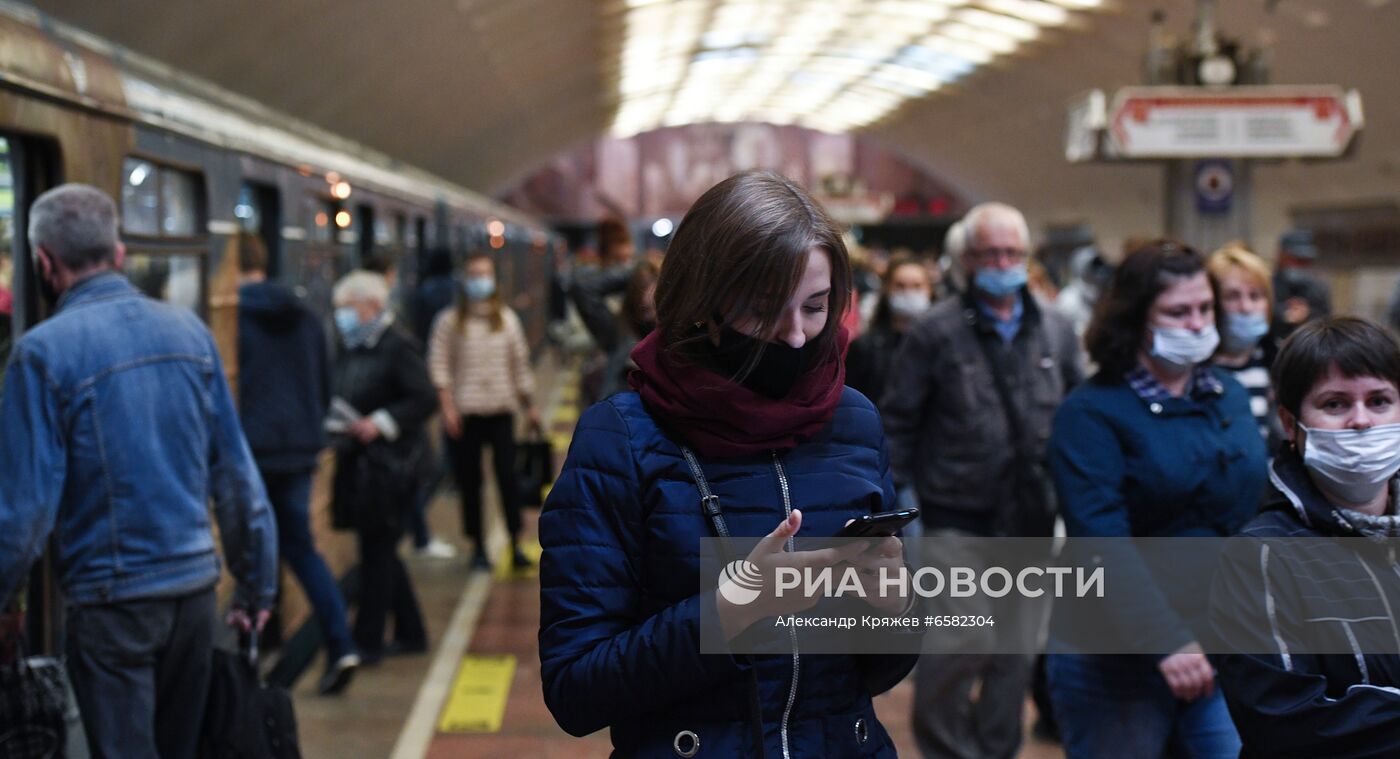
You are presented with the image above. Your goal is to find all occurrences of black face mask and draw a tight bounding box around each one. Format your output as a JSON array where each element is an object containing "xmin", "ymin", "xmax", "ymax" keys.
[
  {"xmin": 711, "ymin": 326, "xmax": 817, "ymax": 399},
  {"xmin": 32, "ymin": 256, "xmax": 60, "ymax": 308}
]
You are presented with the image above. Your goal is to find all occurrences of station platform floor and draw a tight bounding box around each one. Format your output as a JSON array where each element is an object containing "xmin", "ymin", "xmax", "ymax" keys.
[{"xmin": 286, "ymin": 368, "xmax": 1066, "ymax": 759}]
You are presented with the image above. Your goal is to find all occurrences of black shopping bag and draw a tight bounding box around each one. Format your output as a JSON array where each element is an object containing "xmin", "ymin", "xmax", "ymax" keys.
[
  {"xmin": 515, "ymin": 434, "xmax": 554, "ymax": 508},
  {"xmin": 0, "ymin": 655, "xmax": 68, "ymax": 759},
  {"xmin": 201, "ymin": 636, "xmax": 300, "ymax": 759}
]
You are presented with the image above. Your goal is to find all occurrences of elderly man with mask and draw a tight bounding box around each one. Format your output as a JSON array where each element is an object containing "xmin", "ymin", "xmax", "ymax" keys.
[
  {"xmin": 883, "ymin": 202, "xmax": 1083, "ymax": 759},
  {"xmin": 0, "ymin": 184, "xmax": 277, "ymax": 757}
]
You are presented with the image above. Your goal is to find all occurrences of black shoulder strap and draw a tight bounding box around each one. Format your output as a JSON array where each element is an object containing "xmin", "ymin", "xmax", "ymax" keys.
[
  {"xmin": 679, "ymin": 445, "xmax": 766, "ymax": 759},
  {"xmin": 681, "ymin": 446, "xmax": 733, "ymax": 552},
  {"xmin": 973, "ymin": 335, "xmax": 1030, "ymax": 456}
]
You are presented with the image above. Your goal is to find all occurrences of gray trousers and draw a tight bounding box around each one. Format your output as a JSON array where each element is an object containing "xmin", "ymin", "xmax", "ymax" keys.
[
  {"xmin": 912, "ymin": 530, "xmax": 1048, "ymax": 759},
  {"xmin": 65, "ymin": 588, "xmax": 216, "ymax": 759}
]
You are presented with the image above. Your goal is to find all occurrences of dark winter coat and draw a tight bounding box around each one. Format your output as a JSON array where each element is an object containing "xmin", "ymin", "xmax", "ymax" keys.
[
  {"xmin": 237, "ymin": 282, "xmax": 331, "ymax": 474},
  {"xmin": 882, "ymin": 290, "xmax": 1082, "ymax": 536},
  {"xmin": 845, "ymin": 320, "xmax": 900, "ymax": 412},
  {"xmin": 329, "ymin": 319, "xmax": 437, "ymax": 531},
  {"xmin": 1212, "ymin": 453, "xmax": 1400, "ymax": 758},
  {"xmin": 538, "ymin": 389, "xmax": 917, "ymax": 757},
  {"xmin": 1048, "ymin": 367, "xmax": 1267, "ymax": 654}
]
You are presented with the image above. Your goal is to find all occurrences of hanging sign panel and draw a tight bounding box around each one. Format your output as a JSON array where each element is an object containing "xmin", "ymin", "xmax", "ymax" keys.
[{"xmin": 1103, "ymin": 86, "xmax": 1363, "ymax": 159}]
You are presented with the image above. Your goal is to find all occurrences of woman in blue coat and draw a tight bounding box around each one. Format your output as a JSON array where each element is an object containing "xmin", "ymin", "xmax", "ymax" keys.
[
  {"xmin": 1045, "ymin": 240, "xmax": 1268, "ymax": 759},
  {"xmin": 539, "ymin": 171, "xmax": 918, "ymax": 757}
]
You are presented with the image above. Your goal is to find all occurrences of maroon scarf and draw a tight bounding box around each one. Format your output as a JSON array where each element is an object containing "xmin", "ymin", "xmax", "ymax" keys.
[{"xmin": 628, "ymin": 328, "xmax": 849, "ymax": 458}]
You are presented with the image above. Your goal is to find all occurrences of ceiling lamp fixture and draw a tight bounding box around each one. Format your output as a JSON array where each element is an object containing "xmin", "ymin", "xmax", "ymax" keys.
[{"xmin": 609, "ymin": 0, "xmax": 1106, "ymax": 137}]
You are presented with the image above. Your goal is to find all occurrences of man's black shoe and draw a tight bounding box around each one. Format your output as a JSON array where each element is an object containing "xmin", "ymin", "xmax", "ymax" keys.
[{"xmin": 317, "ymin": 653, "xmax": 360, "ymax": 695}]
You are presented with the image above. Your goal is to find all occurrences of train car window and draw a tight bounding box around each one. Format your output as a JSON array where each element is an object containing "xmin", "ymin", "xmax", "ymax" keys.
[
  {"xmin": 121, "ymin": 158, "xmax": 206, "ymax": 239},
  {"xmin": 123, "ymin": 252, "xmax": 205, "ymax": 313},
  {"xmin": 121, "ymin": 158, "xmax": 160, "ymax": 235},
  {"xmin": 375, "ymin": 213, "xmax": 394, "ymax": 246},
  {"xmin": 306, "ymin": 194, "xmax": 334, "ymax": 244},
  {"xmin": 235, "ymin": 183, "xmax": 263, "ymax": 232},
  {"xmin": 160, "ymin": 170, "xmax": 200, "ymax": 236},
  {"xmin": 356, "ymin": 203, "xmax": 374, "ymax": 265},
  {"xmin": 394, "ymin": 213, "xmax": 407, "ymax": 247},
  {"xmin": 417, "ymin": 216, "xmax": 432, "ymax": 252},
  {"xmin": 455, "ymin": 223, "xmax": 469, "ymax": 256}
]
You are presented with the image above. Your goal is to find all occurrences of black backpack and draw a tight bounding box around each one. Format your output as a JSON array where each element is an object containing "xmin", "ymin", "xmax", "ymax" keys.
[{"xmin": 201, "ymin": 644, "xmax": 300, "ymax": 759}]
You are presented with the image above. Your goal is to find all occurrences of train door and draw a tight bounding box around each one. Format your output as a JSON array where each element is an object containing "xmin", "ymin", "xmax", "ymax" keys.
[
  {"xmin": 299, "ymin": 193, "xmax": 340, "ymax": 318},
  {"xmin": 237, "ymin": 181, "xmax": 281, "ymax": 278},
  {"xmin": 0, "ymin": 131, "xmax": 61, "ymax": 652}
]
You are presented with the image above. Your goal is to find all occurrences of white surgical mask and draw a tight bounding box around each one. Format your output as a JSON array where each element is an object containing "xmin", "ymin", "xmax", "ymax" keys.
[
  {"xmin": 1150, "ymin": 325, "xmax": 1220, "ymax": 370},
  {"xmin": 1222, "ymin": 312, "xmax": 1270, "ymax": 353},
  {"xmin": 1301, "ymin": 423, "xmax": 1400, "ymax": 505},
  {"xmin": 888, "ymin": 291, "xmax": 932, "ymax": 320}
]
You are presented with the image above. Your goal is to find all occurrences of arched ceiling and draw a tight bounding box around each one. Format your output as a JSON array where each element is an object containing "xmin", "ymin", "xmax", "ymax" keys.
[{"xmin": 30, "ymin": 0, "xmax": 1400, "ymax": 245}]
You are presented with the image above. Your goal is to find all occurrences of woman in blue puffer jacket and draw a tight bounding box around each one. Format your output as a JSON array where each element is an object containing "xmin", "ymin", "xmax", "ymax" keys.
[{"xmin": 539, "ymin": 171, "xmax": 919, "ymax": 757}]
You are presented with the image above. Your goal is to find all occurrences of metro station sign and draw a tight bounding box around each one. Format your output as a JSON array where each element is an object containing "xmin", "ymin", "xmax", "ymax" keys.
[{"xmin": 1067, "ymin": 86, "xmax": 1364, "ymax": 162}]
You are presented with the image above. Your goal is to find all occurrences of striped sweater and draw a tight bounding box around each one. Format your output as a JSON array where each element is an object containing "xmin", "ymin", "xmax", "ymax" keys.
[{"xmin": 426, "ymin": 306, "xmax": 535, "ymax": 416}]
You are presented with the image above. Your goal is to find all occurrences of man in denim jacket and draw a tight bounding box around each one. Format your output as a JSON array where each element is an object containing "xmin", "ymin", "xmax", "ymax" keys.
[{"xmin": 0, "ymin": 184, "xmax": 277, "ymax": 757}]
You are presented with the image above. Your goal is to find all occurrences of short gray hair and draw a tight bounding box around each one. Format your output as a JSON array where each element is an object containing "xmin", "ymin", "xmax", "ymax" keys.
[
  {"xmin": 332, "ymin": 270, "xmax": 389, "ymax": 307},
  {"xmin": 943, "ymin": 219, "xmax": 967, "ymax": 258},
  {"xmin": 28, "ymin": 184, "xmax": 120, "ymax": 271},
  {"xmin": 962, "ymin": 202, "xmax": 1031, "ymax": 254}
]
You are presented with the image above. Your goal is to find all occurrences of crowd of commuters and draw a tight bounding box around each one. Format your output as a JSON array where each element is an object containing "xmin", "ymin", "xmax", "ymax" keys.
[
  {"xmin": 536, "ymin": 170, "xmax": 1400, "ymax": 759},
  {"xmin": 0, "ymin": 183, "xmax": 553, "ymax": 754},
  {"xmin": 4, "ymin": 169, "xmax": 1400, "ymax": 758}
]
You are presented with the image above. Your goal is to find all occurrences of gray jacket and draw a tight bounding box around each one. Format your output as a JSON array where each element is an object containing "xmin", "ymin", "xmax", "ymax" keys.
[{"xmin": 881, "ymin": 291, "xmax": 1082, "ymax": 535}]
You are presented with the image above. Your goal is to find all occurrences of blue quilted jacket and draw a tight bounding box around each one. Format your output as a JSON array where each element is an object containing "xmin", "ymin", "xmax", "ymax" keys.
[{"xmin": 539, "ymin": 389, "xmax": 916, "ymax": 757}]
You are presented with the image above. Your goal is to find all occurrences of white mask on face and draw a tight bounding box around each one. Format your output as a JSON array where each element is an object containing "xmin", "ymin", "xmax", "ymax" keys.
[
  {"xmin": 1150, "ymin": 325, "xmax": 1220, "ymax": 370},
  {"xmin": 888, "ymin": 291, "xmax": 932, "ymax": 320},
  {"xmin": 1301, "ymin": 423, "xmax": 1400, "ymax": 505}
]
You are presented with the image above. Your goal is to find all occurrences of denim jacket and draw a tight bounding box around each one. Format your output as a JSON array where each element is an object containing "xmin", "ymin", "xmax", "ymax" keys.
[{"xmin": 0, "ymin": 273, "xmax": 277, "ymax": 608}]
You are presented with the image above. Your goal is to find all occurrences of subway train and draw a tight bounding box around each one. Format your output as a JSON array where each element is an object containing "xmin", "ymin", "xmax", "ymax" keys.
[{"xmin": 0, "ymin": 4, "xmax": 559, "ymax": 666}]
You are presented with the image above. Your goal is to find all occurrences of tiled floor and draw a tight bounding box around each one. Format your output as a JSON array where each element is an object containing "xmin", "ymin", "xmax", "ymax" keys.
[{"xmin": 291, "ymin": 497, "xmax": 1065, "ymax": 759}]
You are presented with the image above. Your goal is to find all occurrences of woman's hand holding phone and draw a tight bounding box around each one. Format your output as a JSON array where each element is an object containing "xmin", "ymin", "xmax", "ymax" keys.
[
  {"xmin": 841, "ymin": 521, "xmax": 909, "ymax": 615},
  {"xmin": 715, "ymin": 509, "xmax": 866, "ymax": 642}
]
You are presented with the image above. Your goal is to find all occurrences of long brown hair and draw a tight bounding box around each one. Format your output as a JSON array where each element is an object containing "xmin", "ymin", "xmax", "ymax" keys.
[
  {"xmin": 621, "ymin": 259, "xmax": 661, "ymax": 337},
  {"xmin": 1085, "ymin": 239, "xmax": 1215, "ymax": 379},
  {"xmin": 454, "ymin": 252, "xmax": 505, "ymax": 332},
  {"xmin": 654, "ymin": 170, "xmax": 851, "ymax": 369}
]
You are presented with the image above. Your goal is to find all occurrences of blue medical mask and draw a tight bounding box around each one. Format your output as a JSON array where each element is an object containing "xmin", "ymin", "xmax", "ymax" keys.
[
  {"xmin": 1222, "ymin": 312, "xmax": 1270, "ymax": 353},
  {"xmin": 973, "ymin": 266, "xmax": 1028, "ymax": 299},
  {"xmin": 333, "ymin": 307, "xmax": 361, "ymax": 337},
  {"xmin": 464, "ymin": 276, "xmax": 496, "ymax": 301}
]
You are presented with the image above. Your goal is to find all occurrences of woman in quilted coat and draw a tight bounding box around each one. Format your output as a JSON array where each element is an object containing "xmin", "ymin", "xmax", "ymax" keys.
[{"xmin": 539, "ymin": 171, "xmax": 918, "ymax": 757}]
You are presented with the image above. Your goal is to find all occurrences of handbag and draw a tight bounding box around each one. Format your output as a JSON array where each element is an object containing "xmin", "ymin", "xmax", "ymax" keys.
[
  {"xmin": 515, "ymin": 431, "xmax": 553, "ymax": 508},
  {"xmin": 331, "ymin": 439, "xmax": 421, "ymax": 532},
  {"xmin": 200, "ymin": 637, "xmax": 300, "ymax": 759},
  {"xmin": 0, "ymin": 656, "xmax": 69, "ymax": 759}
]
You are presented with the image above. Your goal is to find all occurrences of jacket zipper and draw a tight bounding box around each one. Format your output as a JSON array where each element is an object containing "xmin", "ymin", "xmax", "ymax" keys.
[{"xmin": 772, "ymin": 452, "xmax": 798, "ymax": 759}]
